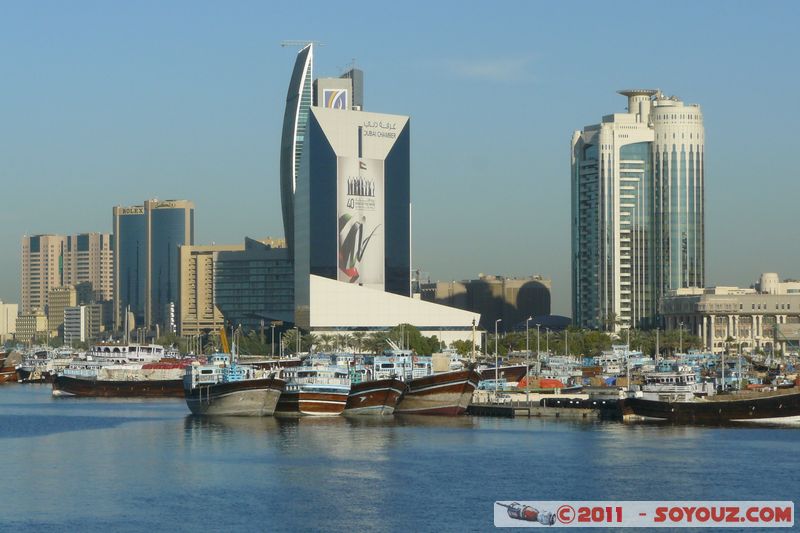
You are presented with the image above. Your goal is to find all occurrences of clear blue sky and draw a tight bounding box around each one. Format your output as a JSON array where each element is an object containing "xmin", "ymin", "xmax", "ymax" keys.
[{"xmin": 1, "ymin": 1, "xmax": 799, "ymax": 316}]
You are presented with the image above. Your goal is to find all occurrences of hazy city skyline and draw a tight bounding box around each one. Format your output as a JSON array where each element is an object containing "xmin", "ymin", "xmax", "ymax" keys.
[{"xmin": 2, "ymin": 1, "xmax": 799, "ymax": 316}]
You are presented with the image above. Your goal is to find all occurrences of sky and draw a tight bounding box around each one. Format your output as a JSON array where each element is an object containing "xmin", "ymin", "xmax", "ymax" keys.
[{"xmin": 1, "ymin": 1, "xmax": 799, "ymax": 316}]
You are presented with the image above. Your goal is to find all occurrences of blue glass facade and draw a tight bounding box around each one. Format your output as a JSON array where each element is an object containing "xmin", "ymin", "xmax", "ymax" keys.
[
  {"xmin": 150, "ymin": 208, "xmax": 191, "ymax": 327},
  {"xmin": 117, "ymin": 212, "xmax": 147, "ymax": 325},
  {"xmin": 294, "ymin": 109, "xmax": 411, "ymax": 328},
  {"xmin": 654, "ymin": 141, "xmax": 704, "ymax": 296}
]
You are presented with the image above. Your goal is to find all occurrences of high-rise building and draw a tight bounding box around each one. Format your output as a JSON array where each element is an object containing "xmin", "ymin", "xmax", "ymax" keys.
[
  {"xmin": 294, "ymin": 106, "xmax": 411, "ymax": 327},
  {"xmin": 178, "ymin": 243, "xmax": 245, "ymax": 336},
  {"xmin": 280, "ymin": 43, "xmax": 314, "ymax": 260},
  {"xmin": 113, "ymin": 199, "xmax": 195, "ymax": 330},
  {"xmin": 113, "ymin": 205, "xmax": 147, "ymax": 328},
  {"xmin": 571, "ymin": 89, "xmax": 705, "ymax": 331},
  {"xmin": 280, "ymin": 46, "xmax": 478, "ymax": 344},
  {"xmin": 63, "ymin": 233, "xmax": 114, "ymax": 303},
  {"xmin": 21, "ymin": 234, "xmax": 67, "ymax": 315},
  {"xmin": 21, "ymin": 233, "xmax": 113, "ymax": 319}
]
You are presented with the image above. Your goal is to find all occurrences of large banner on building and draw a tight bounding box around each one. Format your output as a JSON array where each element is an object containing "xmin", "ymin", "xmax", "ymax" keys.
[{"xmin": 337, "ymin": 157, "xmax": 384, "ymax": 290}]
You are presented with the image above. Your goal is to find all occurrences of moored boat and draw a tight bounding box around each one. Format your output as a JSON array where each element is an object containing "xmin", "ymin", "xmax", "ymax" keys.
[
  {"xmin": 184, "ymin": 354, "xmax": 285, "ymax": 416},
  {"xmin": 52, "ymin": 362, "xmax": 189, "ymax": 397},
  {"xmin": 275, "ymin": 366, "xmax": 351, "ymax": 416},
  {"xmin": 622, "ymin": 364, "xmax": 800, "ymax": 423},
  {"xmin": 478, "ymin": 364, "xmax": 528, "ymax": 386},
  {"xmin": 623, "ymin": 388, "xmax": 800, "ymax": 424},
  {"xmin": 395, "ymin": 369, "xmax": 481, "ymax": 416},
  {"xmin": 344, "ymin": 377, "xmax": 406, "ymax": 416}
]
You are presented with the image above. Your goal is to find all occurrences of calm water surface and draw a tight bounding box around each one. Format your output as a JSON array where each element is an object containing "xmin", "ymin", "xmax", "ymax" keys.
[{"xmin": 0, "ymin": 385, "xmax": 797, "ymax": 532}]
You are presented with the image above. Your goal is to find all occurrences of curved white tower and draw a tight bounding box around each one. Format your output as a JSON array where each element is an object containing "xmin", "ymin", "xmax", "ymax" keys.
[{"xmin": 280, "ymin": 43, "xmax": 314, "ymax": 259}]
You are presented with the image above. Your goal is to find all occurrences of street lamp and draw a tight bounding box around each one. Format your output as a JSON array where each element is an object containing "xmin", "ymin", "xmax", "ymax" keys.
[
  {"xmin": 525, "ymin": 316, "xmax": 532, "ymax": 405},
  {"xmin": 494, "ymin": 318, "xmax": 502, "ymax": 403},
  {"xmin": 271, "ymin": 323, "xmax": 276, "ymax": 358},
  {"xmin": 546, "ymin": 328, "xmax": 550, "ymax": 355},
  {"xmin": 679, "ymin": 321, "xmax": 684, "ymax": 354},
  {"xmin": 536, "ymin": 323, "xmax": 541, "ymax": 377}
]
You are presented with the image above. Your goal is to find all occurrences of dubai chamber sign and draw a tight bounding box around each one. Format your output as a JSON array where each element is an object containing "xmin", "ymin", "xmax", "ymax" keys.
[{"xmin": 337, "ymin": 156, "xmax": 384, "ymax": 290}]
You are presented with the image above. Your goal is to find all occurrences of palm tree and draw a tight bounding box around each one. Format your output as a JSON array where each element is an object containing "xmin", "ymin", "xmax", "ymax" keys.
[
  {"xmin": 352, "ymin": 331, "xmax": 366, "ymax": 354},
  {"xmin": 318, "ymin": 334, "xmax": 333, "ymax": 352},
  {"xmin": 339, "ymin": 334, "xmax": 354, "ymax": 351}
]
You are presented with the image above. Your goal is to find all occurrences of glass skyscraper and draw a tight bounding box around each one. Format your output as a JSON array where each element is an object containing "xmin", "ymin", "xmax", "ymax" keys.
[
  {"xmin": 113, "ymin": 199, "xmax": 194, "ymax": 331},
  {"xmin": 280, "ymin": 43, "xmax": 314, "ymax": 261},
  {"xmin": 571, "ymin": 90, "xmax": 704, "ymax": 331}
]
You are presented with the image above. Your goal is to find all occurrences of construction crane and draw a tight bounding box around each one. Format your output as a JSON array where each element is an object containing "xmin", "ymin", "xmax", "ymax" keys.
[
  {"xmin": 280, "ymin": 40, "xmax": 324, "ymax": 49},
  {"xmin": 219, "ymin": 327, "xmax": 230, "ymax": 354}
]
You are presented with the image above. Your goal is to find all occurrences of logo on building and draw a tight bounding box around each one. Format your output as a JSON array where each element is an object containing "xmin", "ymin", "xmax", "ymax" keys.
[{"xmin": 323, "ymin": 89, "xmax": 348, "ymax": 110}]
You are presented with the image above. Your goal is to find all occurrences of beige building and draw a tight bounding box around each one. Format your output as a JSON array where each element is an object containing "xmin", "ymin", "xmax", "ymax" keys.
[
  {"xmin": 15, "ymin": 308, "xmax": 48, "ymax": 344},
  {"xmin": 0, "ymin": 301, "xmax": 18, "ymax": 343},
  {"xmin": 662, "ymin": 273, "xmax": 800, "ymax": 354},
  {"xmin": 178, "ymin": 243, "xmax": 244, "ymax": 336},
  {"xmin": 63, "ymin": 233, "xmax": 114, "ymax": 303},
  {"xmin": 48, "ymin": 285, "xmax": 77, "ymax": 337},
  {"xmin": 21, "ymin": 234, "xmax": 67, "ymax": 315},
  {"xmin": 420, "ymin": 274, "xmax": 552, "ymax": 331}
]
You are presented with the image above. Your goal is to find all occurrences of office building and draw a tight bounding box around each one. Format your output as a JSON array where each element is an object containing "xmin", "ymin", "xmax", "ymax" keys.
[
  {"xmin": 113, "ymin": 199, "xmax": 195, "ymax": 331},
  {"xmin": 47, "ymin": 285, "xmax": 77, "ymax": 337},
  {"xmin": 15, "ymin": 309, "xmax": 48, "ymax": 344},
  {"xmin": 21, "ymin": 234, "xmax": 66, "ymax": 315},
  {"xmin": 281, "ymin": 46, "xmax": 476, "ymax": 343},
  {"xmin": 572, "ymin": 89, "xmax": 705, "ymax": 331},
  {"xmin": 63, "ymin": 233, "xmax": 114, "ymax": 303},
  {"xmin": 280, "ymin": 43, "xmax": 314, "ymax": 261},
  {"xmin": 421, "ymin": 275, "xmax": 552, "ymax": 331},
  {"xmin": 63, "ymin": 304, "xmax": 104, "ymax": 344},
  {"xmin": 214, "ymin": 238, "xmax": 294, "ymax": 332},
  {"xmin": 662, "ymin": 273, "xmax": 800, "ymax": 354},
  {"xmin": 0, "ymin": 301, "xmax": 18, "ymax": 343},
  {"xmin": 178, "ymin": 243, "xmax": 245, "ymax": 336}
]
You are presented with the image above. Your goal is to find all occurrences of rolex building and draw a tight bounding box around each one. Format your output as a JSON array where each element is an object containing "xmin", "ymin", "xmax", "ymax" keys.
[{"xmin": 571, "ymin": 90, "xmax": 705, "ymax": 331}]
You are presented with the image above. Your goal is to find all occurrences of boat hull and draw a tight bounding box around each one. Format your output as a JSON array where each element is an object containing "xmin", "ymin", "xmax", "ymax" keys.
[
  {"xmin": 0, "ymin": 367, "xmax": 17, "ymax": 384},
  {"xmin": 344, "ymin": 378, "xmax": 406, "ymax": 416},
  {"xmin": 274, "ymin": 390, "xmax": 349, "ymax": 416},
  {"xmin": 185, "ymin": 378, "xmax": 285, "ymax": 416},
  {"xmin": 52, "ymin": 375, "xmax": 185, "ymax": 398},
  {"xmin": 479, "ymin": 365, "xmax": 528, "ymax": 385},
  {"xmin": 16, "ymin": 368, "xmax": 56, "ymax": 383},
  {"xmin": 622, "ymin": 390, "xmax": 800, "ymax": 424},
  {"xmin": 396, "ymin": 370, "xmax": 481, "ymax": 416}
]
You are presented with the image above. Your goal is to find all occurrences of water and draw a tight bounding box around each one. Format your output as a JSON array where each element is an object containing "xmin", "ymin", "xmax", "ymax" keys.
[{"xmin": 0, "ymin": 384, "xmax": 796, "ymax": 532}]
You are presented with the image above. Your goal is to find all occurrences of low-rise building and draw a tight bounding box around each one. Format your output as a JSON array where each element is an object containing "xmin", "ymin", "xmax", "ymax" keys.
[
  {"xmin": 214, "ymin": 238, "xmax": 294, "ymax": 332},
  {"xmin": 15, "ymin": 309, "xmax": 48, "ymax": 344},
  {"xmin": 48, "ymin": 285, "xmax": 77, "ymax": 337},
  {"xmin": 420, "ymin": 274, "xmax": 551, "ymax": 331},
  {"xmin": 662, "ymin": 273, "xmax": 800, "ymax": 354},
  {"xmin": 0, "ymin": 301, "xmax": 18, "ymax": 343},
  {"xmin": 64, "ymin": 304, "xmax": 104, "ymax": 343}
]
